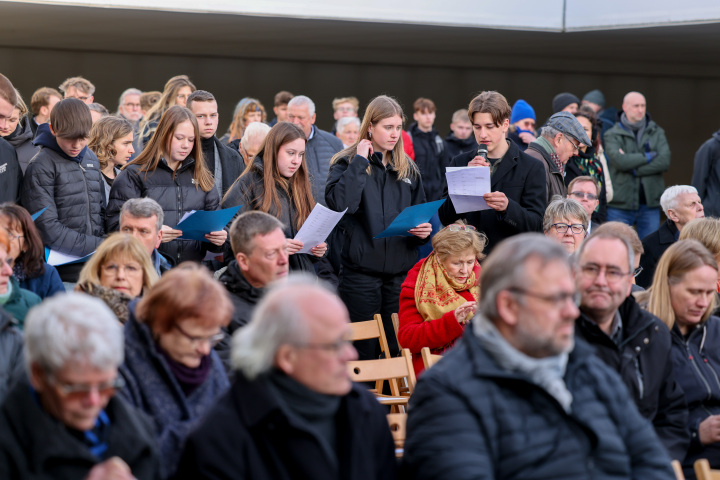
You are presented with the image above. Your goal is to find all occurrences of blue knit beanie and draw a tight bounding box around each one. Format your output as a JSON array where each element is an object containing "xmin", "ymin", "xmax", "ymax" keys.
[{"xmin": 510, "ymin": 100, "xmax": 536, "ymax": 125}]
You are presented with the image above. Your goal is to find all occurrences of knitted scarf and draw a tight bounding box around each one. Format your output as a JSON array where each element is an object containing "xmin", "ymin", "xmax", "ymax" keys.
[
  {"xmin": 415, "ymin": 252, "xmax": 479, "ymax": 324},
  {"xmin": 536, "ymin": 136, "xmax": 564, "ymax": 176}
]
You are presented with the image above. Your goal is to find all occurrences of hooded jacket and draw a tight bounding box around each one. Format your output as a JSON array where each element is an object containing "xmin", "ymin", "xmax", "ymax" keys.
[
  {"xmin": 576, "ymin": 296, "xmax": 689, "ymax": 461},
  {"xmin": 444, "ymin": 133, "xmax": 477, "ymax": 161},
  {"xmin": 4, "ymin": 117, "xmax": 40, "ymax": 174},
  {"xmin": 106, "ymin": 157, "xmax": 222, "ymax": 264},
  {"xmin": 20, "ymin": 123, "xmax": 105, "ymax": 257},
  {"xmin": 603, "ymin": 113, "xmax": 671, "ymax": 210},
  {"xmin": 1, "ymin": 275, "xmax": 41, "ymax": 329},
  {"xmin": 692, "ymin": 130, "xmax": 720, "ymax": 217}
]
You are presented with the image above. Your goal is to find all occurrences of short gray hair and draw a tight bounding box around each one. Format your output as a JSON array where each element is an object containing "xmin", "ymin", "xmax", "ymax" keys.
[
  {"xmin": 231, "ymin": 274, "xmax": 335, "ymax": 378},
  {"xmin": 543, "ymin": 196, "xmax": 589, "ymax": 232},
  {"xmin": 576, "ymin": 229, "xmax": 635, "ymax": 273},
  {"xmin": 24, "ymin": 293, "xmax": 124, "ymax": 375},
  {"xmin": 120, "ymin": 197, "xmax": 164, "ymax": 232},
  {"xmin": 660, "ymin": 185, "xmax": 698, "ymax": 216},
  {"xmin": 229, "ymin": 211, "xmax": 284, "ymax": 256},
  {"xmin": 336, "ymin": 116, "xmax": 360, "ymax": 134},
  {"xmin": 288, "ymin": 95, "xmax": 316, "ymax": 116},
  {"xmin": 540, "ymin": 125, "xmax": 561, "ymax": 140},
  {"xmin": 479, "ymin": 234, "xmax": 569, "ymax": 320},
  {"xmin": 241, "ymin": 121, "xmax": 271, "ymax": 147},
  {"xmin": 117, "ymin": 87, "xmax": 142, "ymax": 111}
]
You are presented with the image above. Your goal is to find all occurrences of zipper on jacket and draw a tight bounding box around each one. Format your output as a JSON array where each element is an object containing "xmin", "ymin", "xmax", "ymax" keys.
[
  {"xmin": 633, "ymin": 357, "xmax": 644, "ymax": 399},
  {"xmin": 78, "ymin": 162, "xmax": 93, "ymax": 236},
  {"xmin": 684, "ymin": 341, "xmax": 714, "ymax": 402}
]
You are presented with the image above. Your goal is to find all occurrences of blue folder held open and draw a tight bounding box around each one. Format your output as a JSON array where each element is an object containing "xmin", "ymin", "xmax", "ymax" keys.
[
  {"xmin": 373, "ymin": 199, "xmax": 445, "ymax": 239},
  {"xmin": 175, "ymin": 206, "xmax": 242, "ymax": 242}
]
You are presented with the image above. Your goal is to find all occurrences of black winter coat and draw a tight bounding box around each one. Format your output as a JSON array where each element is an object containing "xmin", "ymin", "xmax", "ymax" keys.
[
  {"xmin": 444, "ymin": 133, "xmax": 476, "ymax": 162},
  {"xmin": 692, "ymin": 130, "xmax": 720, "ymax": 217},
  {"xmin": 637, "ymin": 219, "xmax": 677, "ymax": 288},
  {"xmin": 222, "ymin": 157, "xmax": 317, "ymax": 273},
  {"xmin": 407, "ymin": 123, "xmax": 451, "ymax": 202},
  {"xmin": 404, "ymin": 328, "xmax": 675, "ymax": 480},
  {"xmin": 0, "ymin": 379, "xmax": 162, "ymax": 480},
  {"xmin": 576, "ymin": 296, "xmax": 689, "ymax": 461},
  {"xmin": 202, "ymin": 136, "xmax": 244, "ymax": 197},
  {"xmin": 438, "ymin": 140, "xmax": 546, "ymax": 254},
  {"xmin": 0, "ymin": 308, "xmax": 23, "ymax": 404},
  {"xmin": 0, "ymin": 137, "xmax": 22, "ymax": 204},
  {"xmin": 215, "ymin": 260, "xmax": 264, "ymax": 371},
  {"xmin": 173, "ymin": 372, "xmax": 397, "ymax": 480},
  {"xmin": 4, "ymin": 117, "xmax": 40, "ymax": 174},
  {"xmin": 670, "ymin": 317, "xmax": 720, "ymax": 476},
  {"xmin": 21, "ymin": 125, "xmax": 105, "ymax": 257},
  {"xmin": 305, "ymin": 126, "xmax": 343, "ymax": 207},
  {"xmin": 107, "ymin": 159, "xmax": 221, "ymax": 263},
  {"xmin": 326, "ymin": 152, "xmax": 428, "ymax": 276}
]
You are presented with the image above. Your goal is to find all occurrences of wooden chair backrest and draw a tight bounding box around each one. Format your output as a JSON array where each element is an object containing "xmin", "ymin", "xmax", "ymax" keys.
[
  {"xmin": 387, "ymin": 413, "xmax": 407, "ymax": 457},
  {"xmin": 695, "ymin": 459, "xmax": 720, "ymax": 480},
  {"xmin": 348, "ymin": 314, "xmax": 391, "ymax": 359},
  {"xmin": 420, "ymin": 347, "xmax": 443, "ymax": 370},
  {"xmin": 391, "ymin": 313, "xmax": 401, "ymax": 349},
  {"xmin": 347, "ymin": 349, "xmax": 417, "ymax": 396},
  {"xmin": 672, "ymin": 460, "xmax": 685, "ymax": 480}
]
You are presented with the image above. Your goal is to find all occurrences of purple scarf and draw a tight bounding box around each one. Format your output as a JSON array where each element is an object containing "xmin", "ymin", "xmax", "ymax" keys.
[{"xmin": 157, "ymin": 345, "xmax": 212, "ymax": 396}]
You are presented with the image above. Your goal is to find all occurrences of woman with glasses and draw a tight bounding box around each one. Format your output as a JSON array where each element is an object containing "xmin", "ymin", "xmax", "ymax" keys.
[
  {"xmin": 635, "ymin": 240, "xmax": 720, "ymax": 476},
  {"xmin": 0, "ymin": 203, "xmax": 64, "ymax": 299},
  {"xmin": 543, "ymin": 197, "xmax": 589, "ymax": 254},
  {"xmin": 0, "ymin": 229, "xmax": 40, "ymax": 329},
  {"xmin": 398, "ymin": 221, "xmax": 486, "ymax": 375},
  {"xmin": 118, "ymin": 262, "xmax": 232, "ymax": 478},
  {"xmin": 75, "ymin": 233, "xmax": 158, "ymax": 323}
]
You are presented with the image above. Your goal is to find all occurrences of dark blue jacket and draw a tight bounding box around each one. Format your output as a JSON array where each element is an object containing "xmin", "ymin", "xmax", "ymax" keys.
[
  {"xmin": 118, "ymin": 312, "xmax": 229, "ymax": 478},
  {"xmin": 670, "ymin": 317, "xmax": 720, "ymax": 477},
  {"xmin": 17, "ymin": 262, "xmax": 65, "ymax": 299},
  {"xmin": 692, "ymin": 130, "xmax": 720, "ymax": 217},
  {"xmin": 404, "ymin": 328, "xmax": 674, "ymax": 480}
]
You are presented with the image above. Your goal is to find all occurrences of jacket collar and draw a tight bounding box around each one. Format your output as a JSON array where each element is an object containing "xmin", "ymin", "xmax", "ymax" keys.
[
  {"xmin": 219, "ymin": 260, "xmax": 265, "ymax": 301},
  {"xmin": 659, "ymin": 219, "xmax": 679, "ymax": 244},
  {"xmin": 490, "ymin": 139, "xmax": 521, "ymax": 188},
  {"xmin": 32, "ymin": 123, "xmax": 87, "ymax": 163},
  {"xmin": 577, "ymin": 295, "xmax": 658, "ymax": 349}
]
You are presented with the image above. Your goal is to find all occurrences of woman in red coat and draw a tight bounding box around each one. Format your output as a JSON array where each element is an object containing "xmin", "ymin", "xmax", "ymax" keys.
[{"xmin": 398, "ymin": 221, "xmax": 486, "ymax": 375}]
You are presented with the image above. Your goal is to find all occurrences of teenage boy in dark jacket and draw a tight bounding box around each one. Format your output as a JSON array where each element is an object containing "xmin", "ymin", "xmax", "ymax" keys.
[
  {"xmin": 439, "ymin": 91, "xmax": 546, "ymax": 254},
  {"xmin": 0, "ymin": 74, "xmax": 22, "ymax": 204},
  {"xmin": 20, "ymin": 98, "xmax": 105, "ymax": 282},
  {"xmin": 407, "ymin": 98, "xmax": 451, "ymax": 202},
  {"xmin": 575, "ymin": 228, "xmax": 689, "ymax": 461}
]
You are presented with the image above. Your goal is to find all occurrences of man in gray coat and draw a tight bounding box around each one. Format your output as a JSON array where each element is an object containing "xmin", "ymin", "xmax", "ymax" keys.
[{"xmin": 287, "ymin": 95, "xmax": 343, "ymax": 206}]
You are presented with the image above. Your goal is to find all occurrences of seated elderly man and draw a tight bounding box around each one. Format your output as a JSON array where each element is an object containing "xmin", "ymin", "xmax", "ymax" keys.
[
  {"xmin": 174, "ymin": 275, "xmax": 396, "ymax": 480},
  {"xmin": 404, "ymin": 234, "xmax": 674, "ymax": 480},
  {"xmin": 543, "ymin": 196, "xmax": 588, "ymax": 254},
  {"xmin": 0, "ymin": 293, "xmax": 161, "ymax": 480}
]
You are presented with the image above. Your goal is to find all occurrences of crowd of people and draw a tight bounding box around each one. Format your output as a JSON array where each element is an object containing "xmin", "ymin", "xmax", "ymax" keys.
[{"xmin": 2, "ymin": 69, "xmax": 720, "ymax": 479}]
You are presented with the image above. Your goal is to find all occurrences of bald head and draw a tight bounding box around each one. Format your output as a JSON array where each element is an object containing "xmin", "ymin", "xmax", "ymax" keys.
[{"xmin": 622, "ymin": 92, "xmax": 647, "ymax": 124}]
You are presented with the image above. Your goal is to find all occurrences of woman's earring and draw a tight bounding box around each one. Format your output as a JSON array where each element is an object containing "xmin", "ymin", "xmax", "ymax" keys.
[{"xmin": 368, "ymin": 131, "xmax": 372, "ymax": 139}]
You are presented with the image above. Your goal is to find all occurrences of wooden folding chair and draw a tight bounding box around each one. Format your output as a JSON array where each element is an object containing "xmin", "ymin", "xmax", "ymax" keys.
[
  {"xmin": 387, "ymin": 413, "xmax": 407, "ymax": 458},
  {"xmin": 347, "ymin": 349, "xmax": 417, "ymax": 412},
  {"xmin": 695, "ymin": 459, "xmax": 720, "ymax": 480},
  {"xmin": 672, "ymin": 460, "xmax": 686, "ymax": 480},
  {"xmin": 391, "ymin": 313, "xmax": 401, "ymax": 349},
  {"xmin": 349, "ymin": 314, "xmax": 391, "ymax": 359},
  {"xmin": 420, "ymin": 347, "xmax": 443, "ymax": 370}
]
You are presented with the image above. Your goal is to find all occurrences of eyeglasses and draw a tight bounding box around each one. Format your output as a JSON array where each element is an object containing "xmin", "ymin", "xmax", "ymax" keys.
[
  {"xmin": 101, "ymin": 262, "xmax": 141, "ymax": 275},
  {"xmin": 551, "ymin": 223, "xmax": 586, "ymax": 235},
  {"xmin": 49, "ymin": 374, "xmax": 125, "ymax": 399},
  {"xmin": 174, "ymin": 323, "xmax": 225, "ymax": 347},
  {"xmin": 564, "ymin": 135, "xmax": 580, "ymax": 152},
  {"xmin": 633, "ymin": 266, "xmax": 643, "ymax": 278},
  {"xmin": 443, "ymin": 224, "xmax": 477, "ymax": 232},
  {"xmin": 292, "ymin": 338, "xmax": 354, "ymax": 355},
  {"xmin": 508, "ymin": 287, "xmax": 581, "ymax": 308},
  {"xmin": 569, "ymin": 191, "xmax": 598, "ymax": 201},
  {"xmin": 2, "ymin": 228, "xmax": 23, "ymax": 243},
  {"xmin": 578, "ymin": 264, "xmax": 632, "ymax": 283}
]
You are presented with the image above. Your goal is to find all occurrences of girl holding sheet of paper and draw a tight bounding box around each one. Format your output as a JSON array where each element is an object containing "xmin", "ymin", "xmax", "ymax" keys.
[
  {"xmin": 326, "ymin": 95, "xmax": 431, "ymax": 360},
  {"xmin": 221, "ymin": 122, "xmax": 327, "ymax": 273},
  {"xmin": 106, "ymin": 106, "xmax": 227, "ymax": 264}
]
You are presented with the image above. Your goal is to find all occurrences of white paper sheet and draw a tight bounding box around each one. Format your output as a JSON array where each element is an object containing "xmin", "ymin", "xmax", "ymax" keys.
[
  {"xmin": 445, "ymin": 166, "xmax": 491, "ymax": 213},
  {"xmin": 47, "ymin": 249, "xmax": 94, "ymax": 266},
  {"xmin": 294, "ymin": 204, "xmax": 347, "ymax": 254}
]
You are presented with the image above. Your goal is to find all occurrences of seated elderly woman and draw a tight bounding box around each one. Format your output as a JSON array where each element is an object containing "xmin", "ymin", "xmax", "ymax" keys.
[
  {"xmin": 119, "ymin": 262, "xmax": 232, "ymax": 478},
  {"xmin": 76, "ymin": 233, "xmax": 158, "ymax": 323},
  {"xmin": 635, "ymin": 239, "xmax": 720, "ymax": 476},
  {"xmin": 543, "ymin": 196, "xmax": 589, "ymax": 254},
  {"xmin": 0, "ymin": 202, "xmax": 65, "ymax": 299},
  {"xmin": 0, "ymin": 229, "xmax": 40, "ymax": 329},
  {"xmin": 0, "ymin": 293, "xmax": 161, "ymax": 479},
  {"xmin": 398, "ymin": 221, "xmax": 486, "ymax": 375}
]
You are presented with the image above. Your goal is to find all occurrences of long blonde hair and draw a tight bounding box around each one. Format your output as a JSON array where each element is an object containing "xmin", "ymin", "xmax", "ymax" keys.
[
  {"xmin": 636, "ymin": 239, "xmax": 717, "ymax": 329},
  {"xmin": 331, "ymin": 95, "xmax": 418, "ymax": 181},
  {"xmin": 139, "ymin": 75, "xmax": 196, "ymax": 139}
]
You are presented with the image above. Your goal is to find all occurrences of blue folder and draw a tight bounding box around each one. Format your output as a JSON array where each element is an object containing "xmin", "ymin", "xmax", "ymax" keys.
[{"xmin": 373, "ymin": 199, "xmax": 445, "ymax": 239}]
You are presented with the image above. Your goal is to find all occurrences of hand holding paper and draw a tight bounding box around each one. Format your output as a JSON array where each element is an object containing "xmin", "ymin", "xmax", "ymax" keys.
[
  {"xmin": 445, "ymin": 166, "xmax": 491, "ymax": 214},
  {"xmin": 293, "ymin": 204, "xmax": 347, "ymax": 254}
]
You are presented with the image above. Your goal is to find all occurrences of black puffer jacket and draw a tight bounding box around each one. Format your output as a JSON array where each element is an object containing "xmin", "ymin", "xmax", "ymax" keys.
[
  {"xmin": 576, "ymin": 296, "xmax": 689, "ymax": 461},
  {"xmin": 106, "ymin": 158, "xmax": 221, "ymax": 263},
  {"xmin": 222, "ymin": 156, "xmax": 317, "ymax": 273},
  {"xmin": 326, "ymin": 152, "xmax": 428, "ymax": 276},
  {"xmin": 0, "ymin": 137, "xmax": 22, "ymax": 204},
  {"xmin": 305, "ymin": 126, "xmax": 343, "ymax": 207},
  {"xmin": 407, "ymin": 122, "xmax": 451, "ymax": 202},
  {"xmin": 215, "ymin": 260, "xmax": 265, "ymax": 371},
  {"xmin": 404, "ymin": 328, "xmax": 675, "ymax": 480},
  {"xmin": 444, "ymin": 133, "xmax": 476, "ymax": 162},
  {"xmin": 20, "ymin": 124, "xmax": 105, "ymax": 257},
  {"xmin": 0, "ymin": 308, "xmax": 23, "ymax": 404},
  {"xmin": 4, "ymin": 117, "xmax": 40, "ymax": 174}
]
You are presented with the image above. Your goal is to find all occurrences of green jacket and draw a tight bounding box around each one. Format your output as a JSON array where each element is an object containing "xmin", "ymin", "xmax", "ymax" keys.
[
  {"xmin": 603, "ymin": 117, "xmax": 671, "ymax": 210},
  {"xmin": 2, "ymin": 277, "xmax": 41, "ymax": 330}
]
